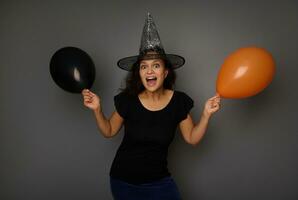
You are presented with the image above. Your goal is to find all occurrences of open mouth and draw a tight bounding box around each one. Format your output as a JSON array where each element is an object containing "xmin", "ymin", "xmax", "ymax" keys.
[{"xmin": 146, "ymin": 77, "xmax": 157, "ymax": 86}]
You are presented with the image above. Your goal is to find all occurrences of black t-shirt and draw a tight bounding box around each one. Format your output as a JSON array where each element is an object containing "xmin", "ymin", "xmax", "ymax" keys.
[{"xmin": 109, "ymin": 90, "xmax": 194, "ymax": 184}]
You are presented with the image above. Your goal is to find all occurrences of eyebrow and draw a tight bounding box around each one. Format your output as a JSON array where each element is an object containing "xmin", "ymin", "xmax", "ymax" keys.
[{"xmin": 140, "ymin": 60, "xmax": 162, "ymax": 65}]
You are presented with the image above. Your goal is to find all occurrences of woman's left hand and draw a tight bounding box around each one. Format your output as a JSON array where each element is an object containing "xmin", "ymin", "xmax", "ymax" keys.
[{"xmin": 203, "ymin": 93, "xmax": 221, "ymax": 118}]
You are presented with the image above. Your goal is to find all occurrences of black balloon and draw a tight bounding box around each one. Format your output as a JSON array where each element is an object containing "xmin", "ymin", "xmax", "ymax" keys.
[{"xmin": 50, "ymin": 47, "xmax": 95, "ymax": 93}]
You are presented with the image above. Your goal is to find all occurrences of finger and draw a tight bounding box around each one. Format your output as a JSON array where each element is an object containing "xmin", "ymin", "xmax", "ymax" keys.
[
  {"xmin": 84, "ymin": 97, "xmax": 92, "ymax": 102},
  {"xmin": 84, "ymin": 100, "xmax": 90, "ymax": 105},
  {"xmin": 212, "ymin": 102, "xmax": 220, "ymax": 107},
  {"xmin": 210, "ymin": 105, "xmax": 219, "ymax": 112},
  {"xmin": 84, "ymin": 101, "xmax": 92, "ymax": 107},
  {"xmin": 209, "ymin": 95, "xmax": 219, "ymax": 101},
  {"xmin": 82, "ymin": 90, "xmax": 90, "ymax": 95},
  {"xmin": 84, "ymin": 100, "xmax": 92, "ymax": 105},
  {"xmin": 209, "ymin": 96, "xmax": 217, "ymax": 100},
  {"xmin": 82, "ymin": 89, "xmax": 93, "ymax": 94},
  {"xmin": 83, "ymin": 92, "xmax": 93, "ymax": 97},
  {"xmin": 215, "ymin": 97, "xmax": 221, "ymax": 103},
  {"xmin": 208, "ymin": 98, "xmax": 220, "ymax": 105},
  {"xmin": 86, "ymin": 90, "xmax": 96, "ymax": 97},
  {"xmin": 82, "ymin": 89, "xmax": 91, "ymax": 94},
  {"xmin": 83, "ymin": 95, "xmax": 92, "ymax": 101},
  {"xmin": 213, "ymin": 104, "xmax": 220, "ymax": 109}
]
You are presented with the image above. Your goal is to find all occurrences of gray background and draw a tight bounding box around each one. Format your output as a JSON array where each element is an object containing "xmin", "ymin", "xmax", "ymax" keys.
[{"xmin": 1, "ymin": 0, "xmax": 297, "ymax": 199}]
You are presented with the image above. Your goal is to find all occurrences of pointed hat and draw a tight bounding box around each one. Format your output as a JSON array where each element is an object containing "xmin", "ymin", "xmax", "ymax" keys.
[{"xmin": 117, "ymin": 13, "xmax": 185, "ymax": 71}]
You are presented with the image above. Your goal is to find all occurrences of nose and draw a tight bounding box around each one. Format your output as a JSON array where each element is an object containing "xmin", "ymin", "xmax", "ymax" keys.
[{"xmin": 146, "ymin": 66, "xmax": 154, "ymax": 74}]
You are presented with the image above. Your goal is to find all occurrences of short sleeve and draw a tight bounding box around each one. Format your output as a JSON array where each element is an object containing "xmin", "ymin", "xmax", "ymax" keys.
[
  {"xmin": 176, "ymin": 92, "xmax": 194, "ymax": 122},
  {"xmin": 114, "ymin": 92, "xmax": 129, "ymax": 118}
]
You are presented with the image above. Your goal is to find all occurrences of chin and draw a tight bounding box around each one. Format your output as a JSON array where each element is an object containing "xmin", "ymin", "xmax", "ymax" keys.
[
  {"xmin": 145, "ymin": 88, "xmax": 157, "ymax": 92},
  {"xmin": 143, "ymin": 85, "xmax": 163, "ymax": 93}
]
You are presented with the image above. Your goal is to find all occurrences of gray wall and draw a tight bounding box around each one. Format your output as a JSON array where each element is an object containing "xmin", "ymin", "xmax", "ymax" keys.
[{"xmin": 1, "ymin": 1, "xmax": 298, "ymax": 199}]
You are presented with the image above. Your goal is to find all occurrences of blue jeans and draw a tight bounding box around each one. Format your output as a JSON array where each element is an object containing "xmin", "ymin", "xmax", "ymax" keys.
[{"xmin": 110, "ymin": 176, "xmax": 182, "ymax": 200}]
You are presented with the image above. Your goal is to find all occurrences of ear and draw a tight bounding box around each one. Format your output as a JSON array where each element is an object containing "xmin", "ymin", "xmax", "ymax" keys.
[{"xmin": 165, "ymin": 69, "xmax": 168, "ymax": 78}]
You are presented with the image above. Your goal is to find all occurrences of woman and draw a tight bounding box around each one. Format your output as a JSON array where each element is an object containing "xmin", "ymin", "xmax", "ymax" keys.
[{"xmin": 82, "ymin": 14, "xmax": 221, "ymax": 200}]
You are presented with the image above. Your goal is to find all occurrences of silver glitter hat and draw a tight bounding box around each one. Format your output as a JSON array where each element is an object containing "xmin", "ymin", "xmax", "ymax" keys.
[{"xmin": 117, "ymin": 13, "xmax": 185, "ymax": 71}]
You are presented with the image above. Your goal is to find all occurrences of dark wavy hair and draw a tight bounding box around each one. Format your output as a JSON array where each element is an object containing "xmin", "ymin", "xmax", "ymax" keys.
[{"xmin": 121, "ymin": 58, "xmax": 176, "ymax": 96}]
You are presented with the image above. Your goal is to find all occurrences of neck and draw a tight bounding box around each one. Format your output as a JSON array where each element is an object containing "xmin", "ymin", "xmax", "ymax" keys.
[{"xmin": 143, "ymin": 88, "xmax": 166, "ymax": 101}]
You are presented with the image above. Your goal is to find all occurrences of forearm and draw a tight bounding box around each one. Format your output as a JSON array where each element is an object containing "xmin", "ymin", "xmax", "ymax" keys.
[
  {"xmin": 190, "ymin": 113, "xmax": 211, "ymax": 145},
  {"xmin": 93, "ymin": 108, "xmax": 112, "ymax": 138}
]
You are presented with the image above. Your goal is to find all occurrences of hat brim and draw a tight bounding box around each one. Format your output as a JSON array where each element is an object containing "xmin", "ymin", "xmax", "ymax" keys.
[{"xmin": 117, "ymin": 54, "xmax": 185, "ymax": 71}]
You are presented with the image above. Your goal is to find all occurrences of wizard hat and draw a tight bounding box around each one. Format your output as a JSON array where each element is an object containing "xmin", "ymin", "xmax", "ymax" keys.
[{"xmin": 117, "ymin": 13, "xmax": 185, "ymax": 71}]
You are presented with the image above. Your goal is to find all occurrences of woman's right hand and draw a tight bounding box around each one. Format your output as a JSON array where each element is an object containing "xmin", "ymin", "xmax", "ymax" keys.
[{"xmin": 82, "ymin": 89, "xmax": 101, "ymax": 112}]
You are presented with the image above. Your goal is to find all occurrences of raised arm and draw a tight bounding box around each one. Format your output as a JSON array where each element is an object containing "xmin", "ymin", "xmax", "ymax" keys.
[
  {"xmin": 179, "ymin": 94, "xmax": 221, "ymax": 146},
  {"xmin": 82, "ymin": 89, "xmax": 123, "ymax": 138}
]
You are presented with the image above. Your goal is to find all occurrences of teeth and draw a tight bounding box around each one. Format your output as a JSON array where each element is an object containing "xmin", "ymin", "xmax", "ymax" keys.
[{"xmin": 146, "ymin": 77, "xmax": 157, "ymax": 81}]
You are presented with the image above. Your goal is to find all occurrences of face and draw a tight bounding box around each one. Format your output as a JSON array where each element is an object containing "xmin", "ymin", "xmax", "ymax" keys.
[{"xmin": 139, "ymin": 58, "xmax": 168, "ymax": 93}]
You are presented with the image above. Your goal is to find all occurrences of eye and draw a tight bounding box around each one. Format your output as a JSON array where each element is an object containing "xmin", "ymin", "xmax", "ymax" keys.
[
  {"xmin": 140, "ymin": 65, "xmax": 147, "ymax": 70},
  {"xmin": 153, "ymin": 63, "xmax": 160, "ymax": 68}
]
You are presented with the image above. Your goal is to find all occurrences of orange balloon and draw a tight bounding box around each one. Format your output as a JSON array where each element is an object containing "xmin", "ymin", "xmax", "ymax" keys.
[{"xmin": 216, "ymin": 46, "xmax": 275, "ymax": 99}]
